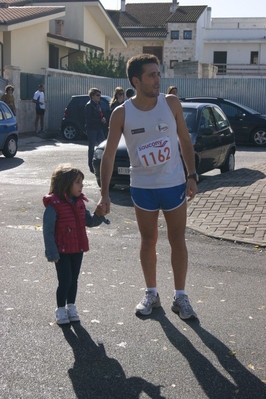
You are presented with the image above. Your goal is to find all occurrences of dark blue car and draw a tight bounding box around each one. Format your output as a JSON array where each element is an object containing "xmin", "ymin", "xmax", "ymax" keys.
[{"xmin": 0, "ymin": 101, "xmax": 18, "ymax": 158}]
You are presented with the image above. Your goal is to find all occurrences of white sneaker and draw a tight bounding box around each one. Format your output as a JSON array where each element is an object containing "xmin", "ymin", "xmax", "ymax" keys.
[
  {"xmin": 171, "ymin": 294, "xmax": 197, "ymax": 320},
  {"xmin": 55, "ymin": 307, "xmax": 70, "ymax": 324},
  {"xmin": 135, "ymin": 290, "xmax": 161, "ymax": 315},
  {"xmin": 66, "ymin": 303, "xmax": 80, "ymax": 322}
]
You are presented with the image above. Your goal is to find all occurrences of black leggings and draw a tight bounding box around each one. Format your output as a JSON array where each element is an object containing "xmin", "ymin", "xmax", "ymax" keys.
[{"xmin": 55, "ymin": 253, "xmax": 83, "ymax": 307}]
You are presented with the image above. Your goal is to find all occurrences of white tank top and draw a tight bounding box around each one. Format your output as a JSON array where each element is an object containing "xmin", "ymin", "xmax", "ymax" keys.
[{"xmin": 123, "ymin": 93, "xmax": 186, "ymax": 189}]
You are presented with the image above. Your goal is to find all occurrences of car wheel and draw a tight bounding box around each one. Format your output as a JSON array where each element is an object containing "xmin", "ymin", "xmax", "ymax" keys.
[
  {"xmin": 220, "ymin": 151, "xmax": 235, "ymax": 173},
  {"xmin": 251, "ymin": 128, "xmax": 266, "ymax": 147},
  {"xmin": 96, "ymin": 178, "xmax": 115, "ymax": 190},
  {"xmin": 62, "ymin": 124, "xmax": 79, "ymax": 140},
  {"xmin": 2, "ymin": 136, "xmax": 18, "ymax": 158}
]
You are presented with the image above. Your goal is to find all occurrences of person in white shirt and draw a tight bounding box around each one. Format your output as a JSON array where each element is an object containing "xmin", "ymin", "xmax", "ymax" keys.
[
  {"xmin": 98, "ymin": 54, "xmax": 198, "ymax": 320},
  {"xmin": 32, "ymin": 84, "xmax": 45, "ymax": 133}
]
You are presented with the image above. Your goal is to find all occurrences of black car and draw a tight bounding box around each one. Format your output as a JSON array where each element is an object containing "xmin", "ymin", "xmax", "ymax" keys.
[
  {"xmin": 92, "ymin": 102, "xmax": 236, "ymax": 189},
  {"xmin": 61, "ymin": 94, "xmax": 111, "ymax": 140},
  {"xmin": 180, "ymin": 96, "xmax": 266, "ymax": 147}
]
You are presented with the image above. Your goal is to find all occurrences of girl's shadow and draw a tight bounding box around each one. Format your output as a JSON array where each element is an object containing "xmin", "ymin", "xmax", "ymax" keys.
[{"xmin": 61, "ymin": 322, "xmax": 165, "ymax": 399}]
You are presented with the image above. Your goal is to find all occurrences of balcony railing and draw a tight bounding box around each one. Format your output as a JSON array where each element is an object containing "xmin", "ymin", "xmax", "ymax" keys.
[{"xmin": 214, "ymin": 63, "xmax": 266, "ymax": 76}]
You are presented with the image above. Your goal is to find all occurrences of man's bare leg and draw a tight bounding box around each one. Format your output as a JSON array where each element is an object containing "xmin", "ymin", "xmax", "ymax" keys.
[
  {"xmin": 163, "ymin": 201, "xmax": 188, "ymax": 290},
  {"xmin": 134, "ymin": 206, "xmax": 159, "ymax": 288}
]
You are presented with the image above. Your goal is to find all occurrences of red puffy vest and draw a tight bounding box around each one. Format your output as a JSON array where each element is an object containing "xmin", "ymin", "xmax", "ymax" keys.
[{"xmin": 43, "ymin": 193, "xmax": 89, "ymax": 254}]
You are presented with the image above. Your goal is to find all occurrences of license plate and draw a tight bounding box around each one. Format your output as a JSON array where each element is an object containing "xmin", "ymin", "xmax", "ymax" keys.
[{"xmin": 118, "ymin": 167, "xmax": 130, "ymax": 175}]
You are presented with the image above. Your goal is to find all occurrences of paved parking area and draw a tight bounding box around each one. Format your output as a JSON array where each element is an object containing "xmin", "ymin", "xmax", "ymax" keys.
[{"xmin": 187, "ymin": 164, "xmax": 266, "ymax": 247}]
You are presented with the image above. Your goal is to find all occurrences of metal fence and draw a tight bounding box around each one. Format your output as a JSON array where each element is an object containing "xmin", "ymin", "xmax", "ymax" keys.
[{"xmin": 45, "ymin": 72, "xmax": 266, "ymax": 131}]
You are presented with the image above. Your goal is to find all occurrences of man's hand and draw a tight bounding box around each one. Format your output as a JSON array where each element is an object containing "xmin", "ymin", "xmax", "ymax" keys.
[
  {"xmin": 186, "ymin": 179, "xmax": 198, "ymax": 202},
  {"xmin": 97, "ymin": 196, "xmax": 111, "ymax": 215}
]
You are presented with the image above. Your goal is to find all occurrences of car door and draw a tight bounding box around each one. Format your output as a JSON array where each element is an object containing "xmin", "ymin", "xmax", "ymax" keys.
[
  {"xmin": 211, "ymin": 105, "xmax": 234, "ymax": 165},
  {"xmin": 195, "ymin": 106, "xmax": 222, "ymax": 174},
  {"xmin": 217, "ymin": 101, "xmax": 252, "ymax": 143},
  {"xmin": 0, "ymin": 103, "xmax": 16, "ymax": 148}
]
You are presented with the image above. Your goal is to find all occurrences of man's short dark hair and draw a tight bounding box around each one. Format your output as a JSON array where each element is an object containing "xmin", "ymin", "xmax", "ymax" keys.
[
  {"xmin": 88, "ymin": 88, "xmax": 101, "ymax": 98},
  {"xmin": 39, "ymin": 84, "xmax": 44, "ymax": 89},
  {"xmin": 125, "ymin": 88, "xmax": 135, "ymax": 99},
  {"xmin": 126, "ymin": 54, "xmax": 160, "ymax": 88}
]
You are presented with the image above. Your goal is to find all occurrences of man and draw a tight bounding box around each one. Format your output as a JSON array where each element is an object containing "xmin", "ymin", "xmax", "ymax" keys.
[
  {"xmin": 125, "ymin": 87, "xmax": 135, "ymax": 99},
  {"xmin": 85, "ymin": 88, "xmax": 106, "ymax": 173},
  {"xmin": 98, "ymin": 54, "xmax": 198, "ymax": 319},
  {"xmin": 32, "ymin": 84, "xmax": 45, "ymax": 133}
]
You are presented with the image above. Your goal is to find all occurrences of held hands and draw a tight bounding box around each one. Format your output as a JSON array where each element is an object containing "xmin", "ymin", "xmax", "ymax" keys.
[
  {"xmin": 95, "ymin": 202, "xmax": 111, "ymax": 225},
  {"xmin": 102, "ymin": 117, "xmax": 106, "ymax": 124},
  {"xmin": 186, "ymin": 179, "xmax": 198, "ymax": 202},
  {"xmin": 95, "ymin": 203, "xmax": 107, "ymax": 217}
]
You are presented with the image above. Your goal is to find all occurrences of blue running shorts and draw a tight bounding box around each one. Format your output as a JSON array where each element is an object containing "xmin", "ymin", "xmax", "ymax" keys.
[{"xmin": 130, "ymin": 183, "xmax": 187, "ymax": 212}]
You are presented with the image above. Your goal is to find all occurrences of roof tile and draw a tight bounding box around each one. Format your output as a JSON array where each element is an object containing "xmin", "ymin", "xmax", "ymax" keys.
[{"xmin": 107, "ymin": 3, "xmax": 207, "ymax": 29}]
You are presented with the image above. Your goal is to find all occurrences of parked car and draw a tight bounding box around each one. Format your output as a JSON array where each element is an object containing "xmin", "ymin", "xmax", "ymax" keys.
[
  {"xmin": 180, "ymin": 96, "xmax": 266, "ymax": 147},
  {"xmin": 92, "ymin": 102, "xmax": 236, "ymax": 188},
  {"xmin": 0, "ymin": 101, "xmax": 18, "ymax": 158},
  {"xmin": 61, "ymin": 94, "xmax": 111, "ymax": 140}
]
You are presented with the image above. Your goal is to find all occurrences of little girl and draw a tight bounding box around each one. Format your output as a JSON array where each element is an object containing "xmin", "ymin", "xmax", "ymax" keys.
[{"xmin": 43, "ymin": 164, "xmax": 109, "ymax": 325}]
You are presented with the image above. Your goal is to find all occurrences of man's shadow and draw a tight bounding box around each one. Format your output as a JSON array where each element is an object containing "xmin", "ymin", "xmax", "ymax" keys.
[
  {"xmin": 147, "ymin": 308, "xmax": 266, "ymax": 399},
  {"xmin": 61, "ymin": 322, "xmax": 165, "ymax": 399}
]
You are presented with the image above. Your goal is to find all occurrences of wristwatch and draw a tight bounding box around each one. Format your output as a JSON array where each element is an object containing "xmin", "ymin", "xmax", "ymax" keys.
[{"xmin": 187, "ymin": 173, "xmax": 199, "ymax": 182}]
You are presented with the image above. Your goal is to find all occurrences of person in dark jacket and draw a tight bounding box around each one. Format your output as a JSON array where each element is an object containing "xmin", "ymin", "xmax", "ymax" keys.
[
  {"xmin": 85, "ymin": 88, "xmax": 107, "ymax": 173},
  {"xmin": 43, "ymin": 164, "xmax": 109, "ymax": 325}
]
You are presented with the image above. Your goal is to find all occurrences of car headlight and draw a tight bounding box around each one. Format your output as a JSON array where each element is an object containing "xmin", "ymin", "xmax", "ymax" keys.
[{"xmin": 93, "ymin": 148, "xmax": 104, "ymax": 160}]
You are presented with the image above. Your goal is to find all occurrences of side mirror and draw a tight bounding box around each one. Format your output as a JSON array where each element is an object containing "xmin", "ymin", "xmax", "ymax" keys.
[{"xmin": 199, "ymin": 127, "xmax": 214, "ymax": 136}]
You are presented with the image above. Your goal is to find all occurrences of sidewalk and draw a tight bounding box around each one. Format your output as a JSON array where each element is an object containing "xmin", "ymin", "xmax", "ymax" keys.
[{"xmin": 187, "ymin": 164, "xmax": 266, "ymax": 247}]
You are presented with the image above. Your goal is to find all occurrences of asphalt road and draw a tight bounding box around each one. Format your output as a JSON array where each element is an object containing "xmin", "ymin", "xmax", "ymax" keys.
[{"xmin": 1, "ymin": 136, "xmax": 266, "ymax": 399}]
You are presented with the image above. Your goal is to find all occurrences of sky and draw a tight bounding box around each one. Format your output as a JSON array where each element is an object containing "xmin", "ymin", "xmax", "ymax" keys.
[{"xmin": 100, "ymin": 0, "xmax": 266, "ymax": 18}]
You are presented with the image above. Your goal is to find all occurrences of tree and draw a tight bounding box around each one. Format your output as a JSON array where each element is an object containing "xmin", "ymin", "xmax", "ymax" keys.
[{"xmin": 65, "ymin": 50, "xmax": 127, "ymax": 78}]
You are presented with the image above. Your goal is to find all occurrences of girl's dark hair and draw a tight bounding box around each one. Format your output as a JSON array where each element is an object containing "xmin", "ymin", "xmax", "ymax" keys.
[
  {"xmin": 49, "ymin": 164, "xmax": 84, "ymax": 199},
  {"xmin": 126, "ymin": 54, "xmax": 160, "ymax": 88}
]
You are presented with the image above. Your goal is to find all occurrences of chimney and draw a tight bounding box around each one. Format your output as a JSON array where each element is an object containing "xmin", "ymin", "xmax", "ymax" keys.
[
  {"xmin": 121, "ymin": 0, "xmax": 125, "ymax": 12},
  {"xmin": 55, "ymin": 20, "xmax": 64, "ymax": 36},
  {"xmin": 170, "ymin": 0, "xmax": 179, "ymax": 13}
]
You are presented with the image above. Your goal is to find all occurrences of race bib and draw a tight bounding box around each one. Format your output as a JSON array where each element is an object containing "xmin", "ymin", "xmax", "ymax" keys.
[{"xmin": 137, "ymin": 136, "xmax": 171, "ymax": 167}]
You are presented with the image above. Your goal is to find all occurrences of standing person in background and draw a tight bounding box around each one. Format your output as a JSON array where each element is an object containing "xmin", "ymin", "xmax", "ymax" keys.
[
  {"xmin": 110, "ymin": 87, "xmax": 124, "ymax": 113},
  {"xmin": 167, "ymin": 86, "xmax": 178, "ymax": 96},
  {"xmin": 32, "ymin": 84, "xmax": 45, "ymax": 134},
  {"xmin": 98, "ymin": 54, "xmax": 198, "ymax": 320},
  {"xmin": 2, "ymin": 85, "xmax": 16, "ymax": 115},
  {"xmin": 43, "ymin": 164, "xmax": 108, "ymax": 325},
  {"xmin": 125, "ymin": 88, "xmax": 135, "ymax": 99},
  {"xmin": 85, "ymin": 88, "xmax": 106, "ymax": 173}
]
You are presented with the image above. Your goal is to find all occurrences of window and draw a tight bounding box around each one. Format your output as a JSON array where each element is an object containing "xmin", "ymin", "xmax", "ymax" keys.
[
  {"xmin": 170, "ymin": 60, "xmax": 178, "ymax": 69},
  {"xmin": 49, "ymin": 44, "xmax": 59, "ymax": 69},
  {"xmin": 250, "ymin": 51, "xmax": 258, "ymax": 65},
  {"xmin": 200, "ymin": 108, "xmax": 216, "ymax": 130},
  {"xmin": 143, "ymin": 46, "xmax": 163, "ymax": 64},
  {"xmin": 1, "ymin": 103, "xmax": 13, "ymax": 119},
  {"xmin": 213, "ymin": 51, "xmax": 227, "ymax": 74},
  {"xmin": 171, "ymin": 31, "xmax": 179, "ymax": 40},
  {"xmin": 183, "ymin": 30, "xmax": 192, "ymax": 40},
  {"xmin": 212, "ymin": 107, "xmax": 229, "ymax": 130}
]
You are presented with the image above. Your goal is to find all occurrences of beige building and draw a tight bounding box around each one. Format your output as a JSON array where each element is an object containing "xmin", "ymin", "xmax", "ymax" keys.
[
  {"xmin": 0, "ymin": 0, "xmax": 126, "ymax": 75},
  {"xmin": 107, "ymin": 0, "xmax": 208, "ymax": 78}
]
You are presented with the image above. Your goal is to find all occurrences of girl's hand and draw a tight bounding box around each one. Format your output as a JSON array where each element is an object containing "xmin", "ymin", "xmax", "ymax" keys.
[{"xmin": 49, "ymin": 259, "xmax": 59, "ymax": 263}]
